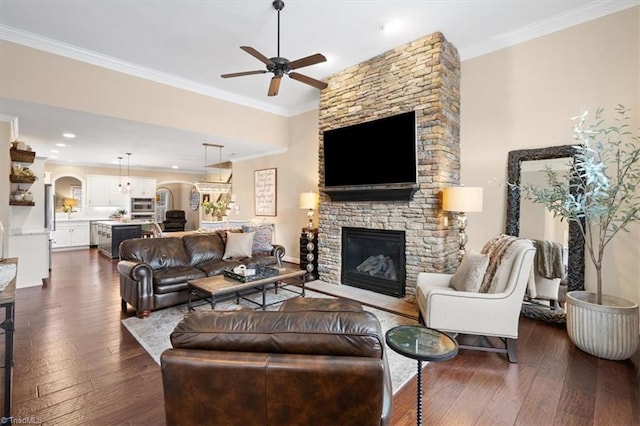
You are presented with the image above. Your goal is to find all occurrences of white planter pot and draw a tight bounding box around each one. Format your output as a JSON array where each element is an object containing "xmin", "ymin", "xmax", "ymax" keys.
[{"xmin": 566, "ymin": 291, "xmax": 639, "ymax": 360}]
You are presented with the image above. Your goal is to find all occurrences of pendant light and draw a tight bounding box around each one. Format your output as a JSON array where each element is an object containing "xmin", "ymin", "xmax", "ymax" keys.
[
  {"xmin": 125, "ymin": 152, "xmax": 131, "ymax": 193},
  {"xmin": 117, "ymin": 156, "xmax": 123, "ymax": 192},
  {"xmin": 194, "ymin": 143, "xmax": 232, "ymax": 194}
]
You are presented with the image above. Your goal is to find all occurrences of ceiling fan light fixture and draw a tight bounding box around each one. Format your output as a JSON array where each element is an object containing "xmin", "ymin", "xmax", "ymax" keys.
[
  {"xmin": 124, "ymin": 152, "xmax": 131, "ymax": 193},
  {"xmin": 220, "ymin": 0, "xmax": 328, "ymax": 96}
]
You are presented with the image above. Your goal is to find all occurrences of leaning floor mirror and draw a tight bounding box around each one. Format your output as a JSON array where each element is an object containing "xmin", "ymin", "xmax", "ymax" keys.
[{"xmin": 505, "ymin": 145, "xmax": 585, "ymax": 292}]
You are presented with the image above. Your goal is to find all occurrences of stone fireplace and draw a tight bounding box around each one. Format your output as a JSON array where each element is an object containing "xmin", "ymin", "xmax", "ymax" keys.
[
  {"xmin": 341, "ymin": 227, "xmax": 405, "ymax": 297},
  {"xmin": 317, "ymin": 32, "xmax": 461, "ymax": 297}
]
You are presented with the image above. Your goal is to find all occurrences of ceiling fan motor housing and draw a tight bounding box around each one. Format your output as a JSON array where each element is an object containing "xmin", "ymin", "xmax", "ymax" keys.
[{"xmin": 268, "ymin": 57, "xmax": 291, "ymax": 74}]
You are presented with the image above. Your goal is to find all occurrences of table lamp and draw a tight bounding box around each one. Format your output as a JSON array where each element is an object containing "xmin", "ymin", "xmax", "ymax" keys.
[
  {"xmin": 442, "ymin": 186, "xmax": 483, "ymax": 260},
  {"xmin": 299, "ymin": 192, "xmax": 318, "ymax": 230}
]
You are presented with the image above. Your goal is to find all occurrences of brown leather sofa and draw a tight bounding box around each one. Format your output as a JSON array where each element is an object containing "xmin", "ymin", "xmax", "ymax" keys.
[
  {"xmin": 160, "ymin": 298, "xmax": 392, "ymax": 426},
  {"xmin": 117, "ymin": 230, "xmax": 285, "ymax": 318}
]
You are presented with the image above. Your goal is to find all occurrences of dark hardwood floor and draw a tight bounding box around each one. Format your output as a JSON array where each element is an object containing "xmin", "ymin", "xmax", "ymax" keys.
[{"xmin": 11, "ymin": 249, "xmax": 639, "ymax": 425}]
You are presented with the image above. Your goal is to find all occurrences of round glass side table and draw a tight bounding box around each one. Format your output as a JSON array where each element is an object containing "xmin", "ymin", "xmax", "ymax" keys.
[{"xmin": 385, "ymin": 325, "xmax": 458, "ymax": 426}]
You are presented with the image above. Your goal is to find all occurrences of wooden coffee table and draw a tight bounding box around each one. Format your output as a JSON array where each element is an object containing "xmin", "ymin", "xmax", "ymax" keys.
[{"xmin": 187, "ymin": 266, "xmax": 307, "ymax": 311}]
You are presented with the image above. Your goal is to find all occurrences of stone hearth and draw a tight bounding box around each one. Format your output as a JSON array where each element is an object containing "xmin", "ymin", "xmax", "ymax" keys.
[{"xmin": 317, "ymin": 32, "xmax": 461, "ymax": 297}]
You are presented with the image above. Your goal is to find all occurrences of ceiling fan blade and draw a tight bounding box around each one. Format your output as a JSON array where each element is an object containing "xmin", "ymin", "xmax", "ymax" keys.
[
  {"xmin": 268, "ymin": 75, "xmax": 282, "ymax": 97},
  {"xmin": 288, "ymin": 53, "xmax": 327, "ymax": 70},
  {"xmin": 221, "ymin": 70, "xmax": 268, "ymax": 78},
  {"xmin": 240, "ymin": 46, "xmax": 274, "ymax": 66},
  {"xmin": 289, "ymin": 72, "xmax": 328, "ymax": 90}
]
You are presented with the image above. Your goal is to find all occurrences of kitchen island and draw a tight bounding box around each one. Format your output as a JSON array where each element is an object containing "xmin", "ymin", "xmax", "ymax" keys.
[{"xmin": 96, "ymin": 220, "xmax": 146, "ymax": 259}]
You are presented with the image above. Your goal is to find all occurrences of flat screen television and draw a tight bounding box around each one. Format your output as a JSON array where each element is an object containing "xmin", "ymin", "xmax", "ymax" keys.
[{"xmin": 323, "ymin": 111, "xmax": 417, "ymax": 188}]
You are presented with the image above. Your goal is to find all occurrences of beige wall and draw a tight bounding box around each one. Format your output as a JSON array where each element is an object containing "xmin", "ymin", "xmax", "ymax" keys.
[
  {"xmin": 0, "ymin": 41, "xmax": 289, "ymax": 150},
  {"xmin": 460, "ymin": 7, "xmax": 639, "ymax": 303},
  {"xmin": 232, "ymin": 109, "xmax": 320, "ymax": 262}
]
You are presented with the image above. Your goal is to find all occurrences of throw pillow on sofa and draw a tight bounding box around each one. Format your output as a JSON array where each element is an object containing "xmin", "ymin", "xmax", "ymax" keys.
[
  {"xmin": 450, "ymin": 250, "xmax": 489, "ymax": 292},
  {"xmin": 223, "ymin": 231, "xmax": 255, "ymax": 259},
  {"xmin": 242, "ymin": 223, "xmax": 274, "ymax": 252}
]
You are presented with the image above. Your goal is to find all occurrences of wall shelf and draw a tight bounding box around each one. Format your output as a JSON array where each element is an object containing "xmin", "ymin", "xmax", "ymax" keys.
[
  {"xmin": 9, "ymin": 148, "xmax": 35, "ymax": 163},
  {"xmin": 9, "ymin": 147, "xmax": 37, "ymax": 207},
  {"xmin": 9, "ymin": 200, "xmax": 35, "ymax": 207},
  {"xmin": 9, "ymin": 175, "xmax": 36, "ymax": 184}
]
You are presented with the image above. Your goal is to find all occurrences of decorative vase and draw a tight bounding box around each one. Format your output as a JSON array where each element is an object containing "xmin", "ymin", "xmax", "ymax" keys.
[{"xmin": 566, "ymin": 291, "xmax": 639, "ymax": 360}]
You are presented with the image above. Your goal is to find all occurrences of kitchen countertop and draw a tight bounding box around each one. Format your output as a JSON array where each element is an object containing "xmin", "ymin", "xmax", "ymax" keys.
[{"xmin": 95, "ymin": 220, "xmax": 153, "ymax": 226}]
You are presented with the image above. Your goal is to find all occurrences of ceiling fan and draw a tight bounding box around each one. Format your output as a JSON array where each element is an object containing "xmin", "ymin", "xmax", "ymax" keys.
[{"xmin": 221, "ymin": 0, "xmax": 328, "ymax": 97}]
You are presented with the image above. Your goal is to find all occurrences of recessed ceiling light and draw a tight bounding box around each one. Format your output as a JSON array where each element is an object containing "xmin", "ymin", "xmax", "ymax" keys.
[
  {"xmin": 51, "ymin": 149, "xmax": 59, "ymax": 153},
  {"xmin": 172, "ymin": 165, "xmax": 179, "ymax": 169},
  {"xmin": 49, "ymin": 155, "xmax": 58, "ymax": 159},
  {"xmin": 62, "ymin": 133, "xmax": 76, "ymax": 138},
  {"xmin": 380, "ymin": 20, "xmax": 400, "ymax": 33},
  {"xmin": 56, "ymin": 143, "xmax": 66, "ymax": 147}
]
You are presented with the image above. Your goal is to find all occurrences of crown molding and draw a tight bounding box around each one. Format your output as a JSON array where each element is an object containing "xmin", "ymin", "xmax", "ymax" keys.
[
  {"xmin": 0, "ymin": 25, "xmax": 291, "ymax": 117},
  {"xmin": 459, "ymin": 1, "xmax": 639, "ymax": 60}
]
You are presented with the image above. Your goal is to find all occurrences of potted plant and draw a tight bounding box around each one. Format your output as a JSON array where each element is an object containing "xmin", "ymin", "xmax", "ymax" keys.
[
  {"xmin": 515, "ymin": 105, "xmax": 640, "ymax": 360},
  {"xmin": 202, "ymin": 198, "xmax": 229, "ymax": 221}
]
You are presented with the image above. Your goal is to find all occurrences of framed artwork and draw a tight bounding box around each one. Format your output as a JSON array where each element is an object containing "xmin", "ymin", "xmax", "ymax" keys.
[{"xmin": 254, "ymin": 168, "xmax": 277, "ymax": 216}]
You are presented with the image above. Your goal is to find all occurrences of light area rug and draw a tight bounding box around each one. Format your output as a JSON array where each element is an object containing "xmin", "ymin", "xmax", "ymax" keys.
[{"xmin": 121, "ymin": 286, "xmax": 419, "ymax": 394}]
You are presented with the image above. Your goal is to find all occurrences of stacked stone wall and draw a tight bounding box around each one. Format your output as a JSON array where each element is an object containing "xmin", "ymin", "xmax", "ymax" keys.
[{"xmin": 317, "ymin": 32, "xmax": 461, "ymax": 296}]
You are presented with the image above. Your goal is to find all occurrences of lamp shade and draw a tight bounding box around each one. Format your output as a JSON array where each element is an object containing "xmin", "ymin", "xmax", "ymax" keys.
[
  {"xmin": 442, "ymin": 187, "xmax": 483, "ymax": 212},
  {"xmin": 64, "ymin": 198, "xmax": 78, "ymax": 207},
  {"xmin": 299, "ymin": 192, "xmax": 318, "ymax": 210}
]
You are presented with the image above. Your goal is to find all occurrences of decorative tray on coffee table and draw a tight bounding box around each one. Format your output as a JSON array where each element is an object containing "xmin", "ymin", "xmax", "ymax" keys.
[{"xmin": 223, "ymin": 265, "xmax": 279, "ymax": 283}]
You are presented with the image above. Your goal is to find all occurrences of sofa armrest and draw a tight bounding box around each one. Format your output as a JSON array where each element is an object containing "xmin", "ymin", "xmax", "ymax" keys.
[
  {"xmin": 271, "ymin": 244, "xmax": 285, "ymax": 266},
  {"xmin": 117, "ymin": 260, "xmax": 153, "ymax": 282},
  {"xmin": 117, "ymin": 260, "xmax": 155, "ymax": 315},
  {"xmin": 417, "ymin": 272, "xmax": 453, "ymax": 288}
]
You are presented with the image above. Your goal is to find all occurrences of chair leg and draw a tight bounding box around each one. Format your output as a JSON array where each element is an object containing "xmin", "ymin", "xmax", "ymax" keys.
[{"xmin": 506, "ymin": 338, "xmax": 518, "ymax": 363}]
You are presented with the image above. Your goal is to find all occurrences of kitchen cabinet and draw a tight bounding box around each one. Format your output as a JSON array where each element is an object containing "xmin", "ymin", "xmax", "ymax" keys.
[
  {"xmin": 8, "ymin": 148, "xmax": 37, "ymax": 207},
  {"xmin": 97, "ymin": 221, "xmax": 141, "ymax": 258},
  {"xmin": 7, "ymin": 233, "xmax": 48, "ymax": 289},
  {"xmin": 129, "ymin": 177, "xmax": 156, "ymax": 198},
  {"xmin": 87, "ymin": 175, "xmax": 127, "ymax": 207},
  {"xmin": 52, "ymin": 221, "xmax": 90, "ymax": 249}
]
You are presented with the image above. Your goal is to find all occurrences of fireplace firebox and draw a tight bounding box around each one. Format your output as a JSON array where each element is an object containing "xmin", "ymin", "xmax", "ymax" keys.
[{"xmin": 341, "ymin": 227, "xmax": 405, "ymax": 297}]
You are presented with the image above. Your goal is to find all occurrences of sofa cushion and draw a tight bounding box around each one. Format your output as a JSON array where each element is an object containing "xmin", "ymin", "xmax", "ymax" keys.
[
  {"xmin": 198, "ymin": 259, "xmax": 242, "ymax": 277},
  {"xmin": 171, "ymin": 310, "xmax": 385, "ymax": 359},
  {"xmin": 153, "ymin": 266, "xmax": 206, "ymax": 291},
  {"xmin": 223, "ymin": 231, "xmax": 255, "ymax": 259},
  {"xmin": 120, "ymin": 237, "xmax": 191, "ymax": 270},
  {"xmin": 240, "ymin": 253, "xmax": 277, "ymax": 267},
  {"xmin": 242, "ymin": 223, "xmax": 274, "ymax": 252},
  {"xmin": 183, "ymin": 233, "xmax": 226, "ymax": 267}
]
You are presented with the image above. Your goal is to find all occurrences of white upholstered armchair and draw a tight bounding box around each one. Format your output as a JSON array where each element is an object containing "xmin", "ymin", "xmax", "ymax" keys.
[{"xmin": 416, "ymin": 236, "xmax": 536, "ymax": 363}]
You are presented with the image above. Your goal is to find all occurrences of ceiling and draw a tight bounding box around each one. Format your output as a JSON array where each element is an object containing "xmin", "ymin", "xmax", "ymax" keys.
[{"xmin": 0, "ymin": 0, "xmax": 636, "ymax": 173}]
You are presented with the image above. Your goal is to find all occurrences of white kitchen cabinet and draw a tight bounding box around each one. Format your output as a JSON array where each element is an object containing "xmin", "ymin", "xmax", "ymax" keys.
[
  {"xmin": 52, "ymin": 221, "xmax": 90, "ymax": 249},
  {"xmin": 8, "ymin": 232, "xmax": 49, "ymax": 288},
  {"xmin": 129, "ymin": 177, "xmax": 156, "ymax": 197},
  {"xmin": 87, "ymin": 175, "xmax": 127, "ymax": 207}
]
